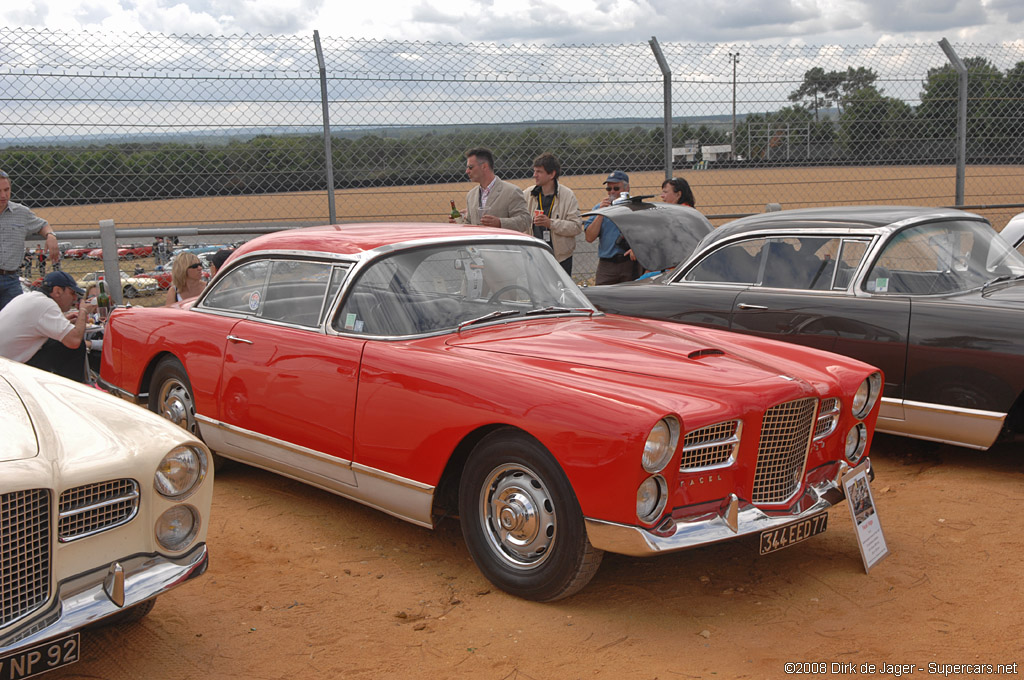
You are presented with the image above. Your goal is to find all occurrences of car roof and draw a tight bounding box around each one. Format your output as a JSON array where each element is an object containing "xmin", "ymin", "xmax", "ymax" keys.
[
  {"xmin": 231, "ymin": 223, "xmax": 537, "ymax": 259},
  {"xmin": 702, "ymin": 205, "xmax": 988, "ymax": 247}
]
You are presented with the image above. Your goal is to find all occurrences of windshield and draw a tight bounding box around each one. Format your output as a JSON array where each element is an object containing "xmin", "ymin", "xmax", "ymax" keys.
[
  {"xmin": 334, "ymin": 242, "xmax": 594, "ymax": 336},
  {"xmin": 865, "ymin": 220, "xmax": 1024, "ymax": 295}
]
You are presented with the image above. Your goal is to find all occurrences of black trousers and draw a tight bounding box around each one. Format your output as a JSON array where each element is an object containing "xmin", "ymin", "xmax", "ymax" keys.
[{"xmin": 25, "ymin": 338, "xmax": 88, "ymax": 383}]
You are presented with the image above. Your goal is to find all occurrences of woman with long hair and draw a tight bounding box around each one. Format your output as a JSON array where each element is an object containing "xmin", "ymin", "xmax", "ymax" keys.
[
  {"xmin": 661, "ymin": 177, "xmax": 696, "ymax": 207},
  {"xmin": 164, "ymin": 252, "xmax": 206, "ymax": 306}
]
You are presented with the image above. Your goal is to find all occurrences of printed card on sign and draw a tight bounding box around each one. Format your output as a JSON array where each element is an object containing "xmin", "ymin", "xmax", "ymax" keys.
[{"xmin": 842, "ymin": 461, "xmax": 889, "ymax": 573}]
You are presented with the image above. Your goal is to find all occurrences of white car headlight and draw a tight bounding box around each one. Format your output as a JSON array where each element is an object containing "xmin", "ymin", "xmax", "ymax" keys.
[
  {"xmin": 844, "ymin": 423, "xmax": 868, "ymax": 463},
  {"xmin": 154, "ymin": 445, "xmax": 207, "ymax": 500},
  {"xmin": 851, "ymin": 372, "xmax": 882, "ymax": 420},
  {"xmin": 156, "ymin": 504, "xmax": 200, "ymax": 551},
  {"xmin": 636, "ymin": 476, "xmax": 668, "ymax": 524},
  {"xmin": 642, "ymin": 417, "xmax": 679, "ymax": 473}
]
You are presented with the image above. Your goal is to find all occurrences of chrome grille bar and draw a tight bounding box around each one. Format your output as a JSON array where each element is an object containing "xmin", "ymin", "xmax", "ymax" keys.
[
  {"xmin": 814, "ymin": 397, "xmax": 840, "ymax": 439},
  {"xmin": 59, "ymin": 479, "xmax": 139, "ymax": 542},
  {"xmin": 1, "ymin": 488, "xmax": 51, "ymax": 628},
  {"xmin": 680, "ymin": 420, "xmax": 741, "ymax": 470},
  {"xmin": 752, "ymin": 398, "xmax": 817, "ymax": 504}
]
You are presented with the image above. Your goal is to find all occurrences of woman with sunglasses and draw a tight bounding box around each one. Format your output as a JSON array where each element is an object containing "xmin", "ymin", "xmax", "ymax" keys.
[
  {"xmin": 660, "ymin": 177, "xmax": 696, "ymax": 207},
  {"xmin": 164, "ymin": 252, "xmax": 207, "ymax": 306}
]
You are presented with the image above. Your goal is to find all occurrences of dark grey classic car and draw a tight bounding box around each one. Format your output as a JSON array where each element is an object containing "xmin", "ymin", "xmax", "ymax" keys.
[{"xmin": 585, "ymin": 205, "xmax": 1024, "ymax": 450}]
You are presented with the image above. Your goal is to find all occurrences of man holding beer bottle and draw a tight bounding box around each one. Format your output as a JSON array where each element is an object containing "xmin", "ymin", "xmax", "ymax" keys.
[{"xmin": 450, "ymin": 147, "xmax": 529, "ymax": 234}]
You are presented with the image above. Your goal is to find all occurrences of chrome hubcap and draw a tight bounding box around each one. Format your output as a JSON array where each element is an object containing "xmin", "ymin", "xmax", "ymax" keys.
[
  {"xmin": 160, "ymin": 381, "xmax": 197, "ymax": 435},
  {"xmin": 481, "ymin": 465, "xmax": 556, "ymax": 569}
]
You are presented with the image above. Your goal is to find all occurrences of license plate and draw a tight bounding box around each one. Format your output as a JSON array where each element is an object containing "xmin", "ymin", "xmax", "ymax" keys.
[
  {"xmin": 759, "ymin": 512, "xmax": 828, "ymax": 555},
  {"xmin": 0, "ymin": 633, "xmax": 80, "ymax": 680}
]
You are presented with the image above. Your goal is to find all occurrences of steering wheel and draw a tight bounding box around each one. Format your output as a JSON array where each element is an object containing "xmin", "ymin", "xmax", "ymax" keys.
[{"xmin": 488, "ymin": 284, "xmax": 532, "ymax": 304}]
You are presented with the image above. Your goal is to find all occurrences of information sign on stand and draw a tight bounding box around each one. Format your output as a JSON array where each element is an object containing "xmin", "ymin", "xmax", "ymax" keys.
[{"xmin": 843, "ymin": 461, "xmax": 889, "ymax": 572}]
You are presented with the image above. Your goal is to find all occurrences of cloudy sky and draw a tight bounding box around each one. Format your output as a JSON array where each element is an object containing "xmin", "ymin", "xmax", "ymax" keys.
[{"xmin": 9, "ymin": 0, "xmax": 1024, "ymax": 45}]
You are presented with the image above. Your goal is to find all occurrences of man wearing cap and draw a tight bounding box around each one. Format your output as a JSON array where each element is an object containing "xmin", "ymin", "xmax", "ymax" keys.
[
  {"xmin": 452, "ymin": 147, "xmax": 530, "ymax": 233},
  {"xmin": 0, "ymin": 169, "xmax": 61, "ymax": 310},
  {"xmin": 584, "ymin": 170, "xmax": 638, "ymax": 285},
  {"xmin": 0, "ymin": 270, "xmax": 97, "ymax": 382}
]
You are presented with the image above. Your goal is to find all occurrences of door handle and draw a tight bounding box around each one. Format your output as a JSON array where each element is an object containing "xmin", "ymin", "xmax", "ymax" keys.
[
  {"xmin": 227, "ymin": 335, "xmax": 254, "ymax": 344},
  {"xmin": 736, "ymin": 303, "xmax": 768, "ymax": 310}
]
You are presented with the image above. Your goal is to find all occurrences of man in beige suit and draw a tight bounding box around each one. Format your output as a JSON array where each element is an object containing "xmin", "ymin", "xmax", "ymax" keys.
[{"xmin": 452, "ymin": 148, "xmax": 530, "ymax": 234}]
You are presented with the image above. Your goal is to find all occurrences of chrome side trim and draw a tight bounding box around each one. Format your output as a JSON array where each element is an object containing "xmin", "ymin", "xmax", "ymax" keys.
[
  {"xmin": 584, "ymin": 476, "xmax": 845, "ymax": 557},
  {"xmin": 0, "ymin": 544, "xmax": 207, "ymax": 654},
  {"xmin": 195, "ymin": 416, "xmax": 436, "ymax": 528},
  {"xmin": 876, "ymin": 397, "xmax": 1005, "ymax": 450}
]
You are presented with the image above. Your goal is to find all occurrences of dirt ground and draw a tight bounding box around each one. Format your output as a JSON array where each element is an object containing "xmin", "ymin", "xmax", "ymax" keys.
[{"xmin": 53, "ymin": 433, "xmax": 1023, "ymax": 680}]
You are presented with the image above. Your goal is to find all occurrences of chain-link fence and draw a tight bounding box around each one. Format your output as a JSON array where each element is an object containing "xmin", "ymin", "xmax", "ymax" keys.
[{"xmin": 2, "ymin": 27, "xmax": 1023, "ymax": 286}]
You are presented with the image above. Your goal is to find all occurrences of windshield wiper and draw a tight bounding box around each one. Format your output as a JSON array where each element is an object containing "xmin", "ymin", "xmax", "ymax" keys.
[
  {"xmin": 457, "ymin": 309, "xmax": 522, "ymax": 329},
  {"xmin": 982, "ymin": 273, "xmax": 1024, "ymax": 292},
  {"xmin": 523, "ymin": 306, "xmax": 595, "ymax": 317}
]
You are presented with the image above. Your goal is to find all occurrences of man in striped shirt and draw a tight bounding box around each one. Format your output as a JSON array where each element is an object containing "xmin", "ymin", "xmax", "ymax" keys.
[{"xmin": 1, "ymin": 170, "xmax": 60, "ymax": 310}]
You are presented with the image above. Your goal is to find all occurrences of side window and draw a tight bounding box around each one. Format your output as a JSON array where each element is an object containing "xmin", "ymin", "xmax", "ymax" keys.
[
  {"xmin": 833, "ymin": 239, "xmax": 869, "ymax": 289},
  {"xmin": 761, "ymin": 237, "xmax": 845, "ymax": 290},
  {"xmin": 201, "ymin": 260, "xmax": 270, "ymax": 313},
  {"xmin": 260, "ymin": 260, "xmax": 336, "ymax": 327},
  {"xmin": 684, "ymin": 238, "xmax": 765, "ymax": 284}
]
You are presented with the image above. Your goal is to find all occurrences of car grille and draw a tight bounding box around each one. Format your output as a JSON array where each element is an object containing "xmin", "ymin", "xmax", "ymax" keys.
[
  {"xmin": 814, "ymin": 397, "xmax": 840, "ymax": 439},
  {"xmin": 680, "ymin": 420, "xmax": 740, "ymax": 470},
  {"xmin": 1, "ymin": 489, "xmax": 51, "ymax": 628},
  {"xmin": 58, "ymin": 479, "xmax": 139, "ymax": 542},
  {"xmin": 752, "ymin": 398, "xmax": 817, "ymax": 504}
]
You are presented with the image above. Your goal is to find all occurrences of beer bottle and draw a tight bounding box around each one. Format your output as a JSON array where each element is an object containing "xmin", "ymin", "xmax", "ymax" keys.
[
  {"xmin": 97, "ymin": 277, "xmax": 111, "ymax": 321},
  {"xmin": 449, "ymin": 200, "xmax": 461, "ymax": 220}
]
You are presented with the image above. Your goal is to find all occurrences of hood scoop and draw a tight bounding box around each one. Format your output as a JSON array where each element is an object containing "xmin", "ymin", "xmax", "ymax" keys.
[{"xmin": 688, "ymin": 348, "xmax": 726, "ymax": 360}]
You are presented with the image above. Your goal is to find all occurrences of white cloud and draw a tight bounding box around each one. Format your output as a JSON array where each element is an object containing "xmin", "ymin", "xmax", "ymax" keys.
[{"xmin": 10, "ymin": 0, "xmax": 1024, "ymax": 45}]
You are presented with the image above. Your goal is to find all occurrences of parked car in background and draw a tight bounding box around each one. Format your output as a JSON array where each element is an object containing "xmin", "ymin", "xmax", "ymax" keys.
[
  {"xmin": 77, "ymin": 270, "xmax": 160, "ymax": 298},
  {"xmin": 119, "ymin": 244, "xmax": 154, "ymax": 259},
  {"xmin": 1000, "ymin": 211, "xmax": 1024, "ymax": 257},
  {"xmin": 0, "ymin": 358, "xmax": 212, "ymax": 677},
  {"xmin": 100, "ymin": 223, "xmax": 882, "ymax": 601},
  {"xmin": 63, "ymin": 244, "xmax": 96, "ymax": 259},
  {"xmin": 585, "ymin": 205, "xmax": 1024, "ymax": 451}
]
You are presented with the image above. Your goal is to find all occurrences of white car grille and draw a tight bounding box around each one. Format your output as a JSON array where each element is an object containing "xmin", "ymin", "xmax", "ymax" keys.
[
  {"xmin": 58, "ymin": 479, "xmax": 139, "ymax": 542},
  {"xmin": 1, "ymin": 488, "xmax": 51, "ymax": 628}
]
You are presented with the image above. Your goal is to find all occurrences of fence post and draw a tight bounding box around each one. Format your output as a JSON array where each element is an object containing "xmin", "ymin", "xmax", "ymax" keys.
[
  {"xmin": 98, "ymin": 219, "xmax": 123, "ymax": 306},
  {"xmin": 939, "ymin": 38, "xmax": 967, "ymax": 206},
  {"xmin": 649, "ymin": 37, "xmax": 672, "ymax": 180},
  {"xmin": 314, "ymin": 30, "xmax": 337, "ymax": 223}
]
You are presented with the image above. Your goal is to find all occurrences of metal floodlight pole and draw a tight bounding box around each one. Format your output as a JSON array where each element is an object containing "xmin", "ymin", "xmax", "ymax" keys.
[
  {"xmin": 730, "ymin": 52, "xmax": 739, "ymax": 156},
  {"xmin": 939, "ymin": 38, "xmax": 967, "ymax": 206},
  {"xmin": 649, "ymin": 37, "xmax": 673, "ymax": 179},
  {"xmin": 314, "ymin": 31, "xmax": 337, "ymax": 223}
]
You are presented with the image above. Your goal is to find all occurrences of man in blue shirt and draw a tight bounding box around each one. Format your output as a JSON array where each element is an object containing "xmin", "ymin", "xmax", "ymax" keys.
[
  {"xmin": 584, "ymin": 170, "xmax": 638, "ymax": 285},
  {"xmin": 0, "ymin": 170, "xmax": 60, "ymax": 310}
]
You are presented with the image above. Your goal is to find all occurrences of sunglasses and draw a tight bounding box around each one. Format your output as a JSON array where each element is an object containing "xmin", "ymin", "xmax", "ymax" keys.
[
  {"xmin": 187, "ymin": 263, "xmax": 202, "ymax": 270},
  {"xmin": 605, "ymin": 186, "xmax": 623, "ymax": 192}
]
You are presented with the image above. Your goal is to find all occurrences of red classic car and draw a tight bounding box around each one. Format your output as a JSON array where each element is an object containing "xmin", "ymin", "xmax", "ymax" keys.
[
  {"xmin": 99, "ymin": 224, "xmax": 882, "ymax": 601},
  {"xmin": 64, "ymin": 244, "xmax": 97, "ymax": 259}
]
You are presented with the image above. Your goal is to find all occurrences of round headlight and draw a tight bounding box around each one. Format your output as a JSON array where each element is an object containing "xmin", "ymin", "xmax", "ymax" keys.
[
  {"xmin": 642, "ymin": 417, "xmax": 679, "ymax": 473},
  {"xmin": 851, "ymin": 372, "xmax": 882, "ymax": 420},
  {"xmin": 844, "ymin": 423, "xmax": 868, "ymax": 463},
  {"xmin": 154, "ymin": 445, "xmax": 207, "ymax": 499},
  {"xmin": 156, "ymin": 504, "xmax": 200, "ymax": 551},
  {"xmin": 636, "ymin": 476, "xmax": 668, "ymax": 524}
]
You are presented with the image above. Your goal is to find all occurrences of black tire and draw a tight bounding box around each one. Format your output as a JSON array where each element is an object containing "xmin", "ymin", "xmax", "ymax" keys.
[
  {"xmin": 123, "ymin": 285, "xmax": 138, "ymax": 298},
  {"xmin": 95, "ymin": 598, "xmax": 156, "ymax": 628},
  {"xmin": 458, "ymin": 429, "xmax": 603, "ymax": 602}
]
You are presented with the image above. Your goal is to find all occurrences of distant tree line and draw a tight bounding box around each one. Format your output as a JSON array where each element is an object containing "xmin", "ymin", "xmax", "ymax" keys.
[{"xmin": 1, "ymin": 56, "xmax": 1020, "ymax": 208}]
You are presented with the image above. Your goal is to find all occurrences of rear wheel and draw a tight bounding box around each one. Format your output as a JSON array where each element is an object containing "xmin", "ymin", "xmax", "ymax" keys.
[{"xmin": 458, "ymin": 430, "xmax": 603, "ymax": 601}]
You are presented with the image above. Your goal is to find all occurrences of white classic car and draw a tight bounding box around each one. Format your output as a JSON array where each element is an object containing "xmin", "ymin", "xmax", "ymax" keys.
[{"xmin": 0, "ymin": 358, "xmax": 213, "ymax": 679}]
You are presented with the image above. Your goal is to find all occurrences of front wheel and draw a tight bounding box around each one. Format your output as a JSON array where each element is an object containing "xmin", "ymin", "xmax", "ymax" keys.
[
  {"xmin": 149, "ymin": 356, "xmax": 227, "ymax": 470},
  {"xmin": 123, "ymin": 285, "xmax": 138, "ymax": 298},
  {"xmin": 458, "ymin": 430, "xmax": 603, "ymax": 601}
]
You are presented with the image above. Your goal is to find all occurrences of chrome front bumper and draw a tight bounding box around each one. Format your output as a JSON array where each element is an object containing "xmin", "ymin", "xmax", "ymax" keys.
[
  {"xmin": 585, "ymin": 464, "xmax": 860, "ymax": 557},
  {"xmin": 0, "ymin": 543, "xmax": 208, "ymax": 654}
]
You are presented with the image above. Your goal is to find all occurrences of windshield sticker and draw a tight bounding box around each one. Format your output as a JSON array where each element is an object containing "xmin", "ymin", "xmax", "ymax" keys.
[{"xmin": 248, "ymin": 291, "xmax": 261, "ymax": 311}]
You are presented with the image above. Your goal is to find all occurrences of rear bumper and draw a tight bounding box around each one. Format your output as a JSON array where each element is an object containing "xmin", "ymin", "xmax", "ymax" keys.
[
  {"xmin": 0, "ymin": 543, "xmax": 208, "ymax": 654},
  {"xmin": 586, "ymin": 462, "xmax": 865, "ymax": 557}
]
